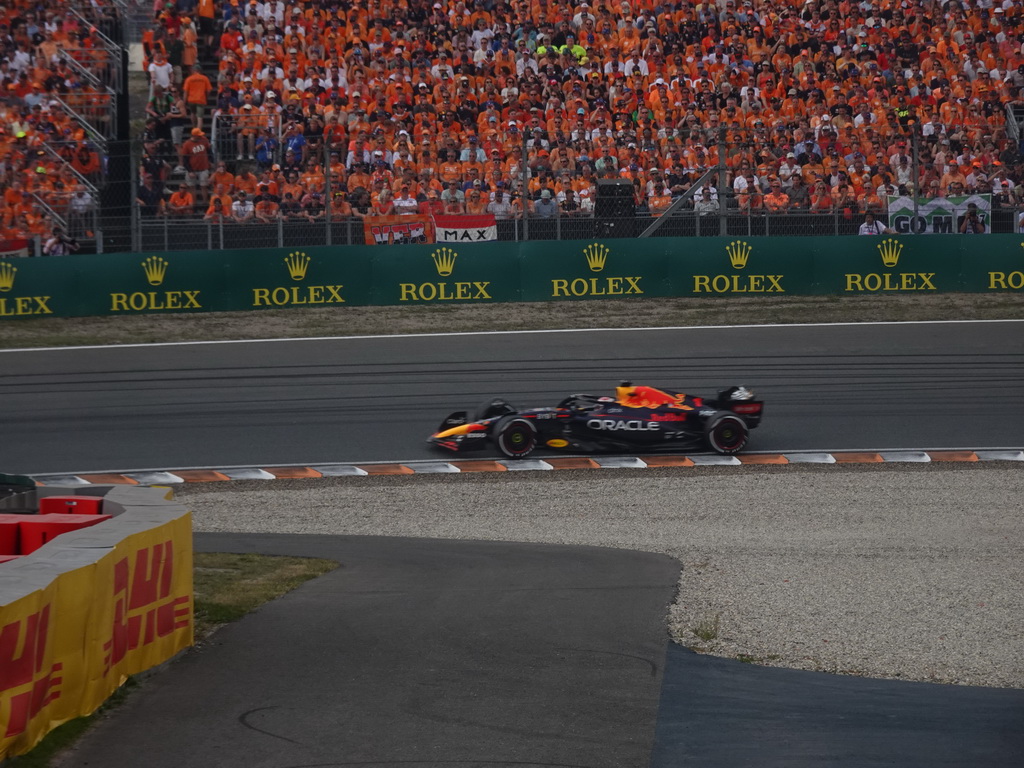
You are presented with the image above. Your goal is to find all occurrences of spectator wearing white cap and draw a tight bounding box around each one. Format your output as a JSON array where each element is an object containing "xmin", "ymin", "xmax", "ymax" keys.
[{"xmin": 778, "ymin": 152, "xmax": 801, "ymax": 190}]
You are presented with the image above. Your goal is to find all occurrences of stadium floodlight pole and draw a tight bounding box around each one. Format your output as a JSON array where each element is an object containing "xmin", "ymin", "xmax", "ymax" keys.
[
  {"xmin": 324, "ymin": 141, "xmax": 332, "ymax": 245},
  {"xmin": 717, "ymin": 126, "xmax": 727, "ymax": 236},
  {"xmin": 911, "ymin": 125, "xmax": 920, "ymax": 231},
  {"xmin": 521, "ymin": 128, "xmax": 529, "ymax": 241}
]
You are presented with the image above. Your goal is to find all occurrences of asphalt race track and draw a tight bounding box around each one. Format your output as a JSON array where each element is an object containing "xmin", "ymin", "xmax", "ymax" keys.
[{"xmin": 2, "ymin": 321, "xmax": 1023, "ymax": 474}]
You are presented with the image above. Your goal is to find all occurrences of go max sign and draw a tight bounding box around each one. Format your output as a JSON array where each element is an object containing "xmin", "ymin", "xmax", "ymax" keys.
[
  {"xmin": 691, "ymin": 241, "xmax": 785, "ymax": 294},
  {"xmin": 251, "ymin": 252, "xmax": 346, "ymax": 307},
  {"xmin": 109, "ymin": 257, "xmax": 202, "ymax": 312},
  {"xmin": 398, "ymin": 248, "xmax": 493, "ymax": 301},
  {"xmin": 550, "ymin": 244, "xmax": 644, "ymax": 297}
]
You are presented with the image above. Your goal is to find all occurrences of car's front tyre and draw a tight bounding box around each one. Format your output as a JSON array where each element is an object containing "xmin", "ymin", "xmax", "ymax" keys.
[
  {"xmin": 493, "ymin": 415, "xmax": 538, "ymax": 459},
  {"xmin": 704, "ymin": 412, "xmax": 749, "ymax": 455}
]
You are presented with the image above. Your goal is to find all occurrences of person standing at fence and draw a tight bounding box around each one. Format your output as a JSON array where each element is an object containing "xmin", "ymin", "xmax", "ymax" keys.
[
  {"xmin": 533, "ymin": 189, "xmax": 557, "ymax": 218},
  {"xmin": 487, "ymin": 187, "xmax": 515, "ymax": 220},
  {"xmin": 858, "ymin": 212, "xmax": 893, "ymax": 235},
  {"xmin": 763, "ymin": 180, "xmax": 790, "ymax": 212},
  {"xmin": 67, "ymin": 186, "xmax": 94, "ymax": 238},
  {"xmin": 958, "ymin": 202, "xmax": 986, "ymax": 234},
  {"xmin": 695, "ymin": 188, "xmax": 717, "ymax": 217},
  {"xmin": 231, "ymin": 192, "xmax": 254, "ymax": 223},
  {"xmin": 181, "ymin": 128, "xmax": 212, "ymax": 206}
]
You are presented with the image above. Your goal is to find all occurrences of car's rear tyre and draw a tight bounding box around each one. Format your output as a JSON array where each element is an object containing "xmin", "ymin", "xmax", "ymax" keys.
[
  {"xmin": 704, "ymin": 412, "xmax": 749, "ymax": 455},
  {"xmin": 474, "ymin": 398, "xmax": 517, "ymax": 421},
  {"xmin": 493, "ymin": 416, "xmax": 538, "ymax": 459}
]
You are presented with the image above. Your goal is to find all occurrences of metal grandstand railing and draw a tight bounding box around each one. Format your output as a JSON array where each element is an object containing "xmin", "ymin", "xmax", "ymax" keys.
[
  {"xmin": 37, "ymin": 143, "xmax": 103, "ymax": 195},
  {"xmin": 1005, "ymin": 103, "xmax": 1023, "ymax": 145},
  {"xmin": 50, "ymin": 86, "xmax": 114, "ymax": 149},
  {"xmin": 66, "ymin": 8, "xmax": 125, "ymax": 95}
]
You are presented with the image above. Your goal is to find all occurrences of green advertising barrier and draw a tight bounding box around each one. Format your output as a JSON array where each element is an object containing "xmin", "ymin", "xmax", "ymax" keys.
[
  {"xmin": 667, "ymin": 237, "xmax": 815, "ymax": 296},
  {"xmin": 960, "ymin": 236, "xmax": 1024, "ymax": 292},
  {"xmin": 1, "ymin": 235, "xmax": 1022, "ymax": 319},
  {"xmin": 519, "ymin": 239, "xmax": 674, "ymax": 302},
  {"xmin": 369, "ymin": 241, "xmax": 520, "ymax": 305}
]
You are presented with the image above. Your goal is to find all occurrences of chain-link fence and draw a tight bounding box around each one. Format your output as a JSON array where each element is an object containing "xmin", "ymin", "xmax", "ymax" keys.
[
  {"xmin": 116, "ymin": 206, "xmax": 1023, "ymax": 254},
  {"xmin": 8, "ymin": 131, "xmax": 1024, "ymax": 256}
]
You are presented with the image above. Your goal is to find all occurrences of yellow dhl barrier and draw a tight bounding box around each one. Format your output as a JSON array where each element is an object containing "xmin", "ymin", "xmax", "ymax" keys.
[{"xmin": 0, "ymin": 510, "xmax": 193, "ymax": 758}]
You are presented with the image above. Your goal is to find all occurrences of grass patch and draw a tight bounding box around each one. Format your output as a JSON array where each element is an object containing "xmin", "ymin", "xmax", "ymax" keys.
[
  {"xmin": 4, "ymin": 553, "xmax": 336, "ymax": 767},
  {"xmin": 3, "ymin": 293, "xmax": 1024, "ymax": 349},
  {"xmin": 192, "ymin": 552, "xmax": 337, "ymax": 637},
  {"xmin": 692, "ymin": 613, "xmax": 721, "ymax": 643}
]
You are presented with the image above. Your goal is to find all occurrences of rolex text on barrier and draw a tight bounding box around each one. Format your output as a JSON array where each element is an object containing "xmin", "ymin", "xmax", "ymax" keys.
[
  {"xmin": 0, "ymin": 257, "xmax": 54, "ymax": 317},
  {"xmin": 381, "ymin": 242, "xmax": 519, "ymax": 304},
  {"xmin": 1, "ymin": 236, "xmax": 1022, "ymax": 319},
  {"xmin": 684, "ymin": 239, "xmax": 799, "ymax": 295},
  {"xmin": 519, "ymin": 239, "xmax": 672, "ymax": 301}
]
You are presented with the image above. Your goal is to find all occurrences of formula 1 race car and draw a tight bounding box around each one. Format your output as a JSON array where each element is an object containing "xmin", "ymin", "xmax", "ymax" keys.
[{"xmin": 428, "ymin": 382, "xmax": 764, "ymax": 459}]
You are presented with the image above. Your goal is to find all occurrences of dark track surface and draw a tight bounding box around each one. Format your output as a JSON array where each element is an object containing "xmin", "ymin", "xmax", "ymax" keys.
[
  {"xmin": 67, "ymin": 533, "xmax": 681, "ymax": 768},
  {"xmin": 65, "ymin": 534, "xmax": 1024, "ymax": 768},
  {"xmin": 3, "ymin": 322, "xmax": 1023, "ymax": 475},
  {"xmin": 651, "ymin": 644, "xmax": 1024, "ymax": 768}
]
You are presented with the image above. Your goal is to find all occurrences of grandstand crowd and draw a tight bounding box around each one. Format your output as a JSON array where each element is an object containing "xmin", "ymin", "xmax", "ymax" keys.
[
  {"xmin": 0, "ymin": 1, "xmax": 116, "ymax": 251},
  {"xmin": 5, "ymin": 0, "xmax": 1024, "ymax": 247},
  {"xmin": 134, "ymin": 0, "xmax": 1024, "ymax": 226}
]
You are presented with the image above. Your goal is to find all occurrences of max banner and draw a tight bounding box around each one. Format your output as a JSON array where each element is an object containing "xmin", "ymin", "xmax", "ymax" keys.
[
  {"xmin": 0, "ymin": 514, "xmax": 193, "ymax": 759},
  {"xmin": 432, "ymin": 214, "xmax": 498, "ymax": 242},
  {"xmin": 362, "ymin": 214, "xmax": 434, "ymax": 245}
]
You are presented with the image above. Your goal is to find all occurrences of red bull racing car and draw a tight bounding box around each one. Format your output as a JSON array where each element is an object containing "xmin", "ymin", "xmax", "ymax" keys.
[{"xmin": 428, "ymin": 382, "xmax": 764, "ymax": 459}]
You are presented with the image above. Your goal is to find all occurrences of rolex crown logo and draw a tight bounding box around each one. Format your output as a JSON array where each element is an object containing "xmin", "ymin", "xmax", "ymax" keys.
[
  {"xmin": 726, "ymin": 240, "xmax": 752, "ymax": 270},
  {"xmin": 142, "ymin": 256, "xmax": 169, "ymax": 286},
  {"xmin": 877, "ymin": 237, "xmax": 903, "ymax": 268},
  {"xmin": 0, "ymin": 260, "xmax": 16, "ymax": 292},
  {"xmin": 583, "ymin": 242, "xmax": 610, "ymax": 273},
  {"xmin": 284, "ymin": 251, "xmax": 311, "ymax": 281},
  {"xmin": 431, "ymin": 247, "xmax": 457, "ymax": 277}
]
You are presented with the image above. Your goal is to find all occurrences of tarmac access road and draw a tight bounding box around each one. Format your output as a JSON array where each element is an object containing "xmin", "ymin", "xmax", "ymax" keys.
[{"xmin": 59, "ymin": 532, "xmax": 1024, "ymax": 768}]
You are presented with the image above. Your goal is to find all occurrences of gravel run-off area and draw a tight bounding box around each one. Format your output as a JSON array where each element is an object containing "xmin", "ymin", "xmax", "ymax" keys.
[{"xmin": 177, "ymin": 462, "xmax": 1023, "ymax": 689}]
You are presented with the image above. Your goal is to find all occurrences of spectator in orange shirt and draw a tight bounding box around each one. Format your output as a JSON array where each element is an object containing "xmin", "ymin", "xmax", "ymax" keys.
[
  {"xmin": 763, "ymin": 180, "xmax": 791, "ymax": 212},
  {"xmin": 204, "ymin": 197, "xmax": 228, "ymax": 223},
  {"xmin": 70, "ymin": 146, "xmax": 101, "ymax": 181},
  {"xmin": 465, "ymin": 188, "xmax": 488, "ymax": 214},
  {"xmin": 648, "ymin": 183, "xmax": 673, "ymax": 216},
  {"xmin": 166, "ymin": 184, "xmax": 195, "ymax": 217},
  {"xmin": 182, "ymin": 65, "xmax": 212, "ymax": 128}
]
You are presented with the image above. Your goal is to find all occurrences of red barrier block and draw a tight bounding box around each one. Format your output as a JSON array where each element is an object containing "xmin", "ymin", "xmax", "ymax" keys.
[
  {"xmin": 39, "ymin": 496, "xmax": 105, "ymax": 515},
  {"xmin": 0, "ymin": 514, "xmax": 24, "ymax": 556},
  {"xmin": 0, "ymin": 554, "xmax": 22, "ymax": 564},
  {"xmin": 18, "ymin": 514, "xmax": 111, "ymax": 555}
]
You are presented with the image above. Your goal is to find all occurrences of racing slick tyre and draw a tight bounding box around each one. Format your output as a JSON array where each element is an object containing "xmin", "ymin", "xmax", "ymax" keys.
[
  {"xmin": 474, "ymin": 398, "xmax": 517, "ymax": 421},
  {"xmin": 704, "ymin": 412, "xmax": 749, "ymax": 455},
  {"xmin": 493, "ymin": 416, "xmax": 538, "ymax": 459}
]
